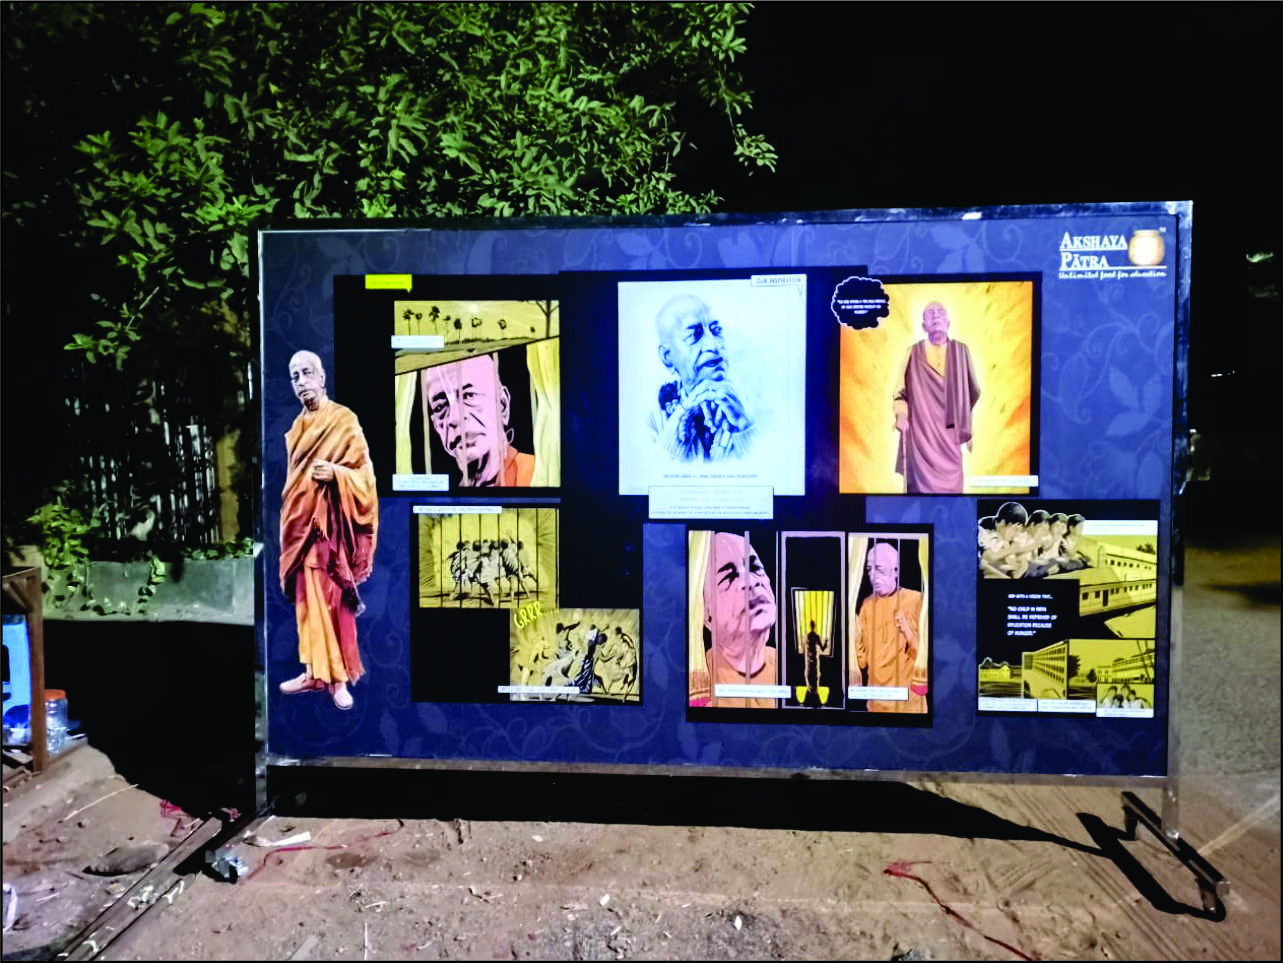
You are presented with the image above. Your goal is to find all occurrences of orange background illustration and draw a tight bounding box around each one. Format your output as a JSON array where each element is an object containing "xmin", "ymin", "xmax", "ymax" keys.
[{"xmin": 839, "ymin": 280, "xmax": 1034, "ymax": 494}]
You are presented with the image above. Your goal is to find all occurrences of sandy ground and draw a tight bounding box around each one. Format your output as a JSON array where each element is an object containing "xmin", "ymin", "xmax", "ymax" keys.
[
  {"xmin": 3, "ymin": 535, "xmax": 1278, "ymax": 961},
  {"xmin": 3, "ymin": 749, "xmax": 1278, "ymax": 961}
]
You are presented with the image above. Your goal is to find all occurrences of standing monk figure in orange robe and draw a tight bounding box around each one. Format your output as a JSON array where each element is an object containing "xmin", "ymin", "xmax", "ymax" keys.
[
  {"xmin": 279, "ymin": 350, "xmax": 379, "ymax": 711},
  {"xmin": 853, "ymin": 541, "xmax": 924, "ymax": 713}
]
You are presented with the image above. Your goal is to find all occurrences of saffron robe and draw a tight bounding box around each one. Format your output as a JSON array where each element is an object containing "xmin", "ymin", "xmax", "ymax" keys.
[
  {"xmin": 895, "ymin": 339, "xmax": 980, "ymax": 494},
  {"xmin": 280, "ymin": 401, "xmax": 378, "ymax": 685},
  {"xmin": 855, "ymin": 589, "xmax": 923, "ymax": 713},
  {"xmin": 502, "ymin": 448, "xmax": 535, "ymax": 487},
  {"xmin": 704, "ymin": 643, "xmax": 778, "ymax": 709}
]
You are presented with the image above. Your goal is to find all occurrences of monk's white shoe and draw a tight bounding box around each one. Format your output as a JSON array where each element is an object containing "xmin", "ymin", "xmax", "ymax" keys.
[
  {"xmin": 280, "ymin": 672, "xmax": 325, "ymax": 695},
  {"xmin": 330, "ymin": 682, "xmax": 354, "ymax": 710}
]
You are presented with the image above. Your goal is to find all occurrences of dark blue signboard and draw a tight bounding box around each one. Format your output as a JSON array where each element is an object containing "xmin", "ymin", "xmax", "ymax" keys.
[{"xmin": 258, "ymin": 203, "xmax": 1188, "ymax": 779}]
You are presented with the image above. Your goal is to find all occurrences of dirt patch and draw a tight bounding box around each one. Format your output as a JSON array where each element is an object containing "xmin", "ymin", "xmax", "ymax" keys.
[
  {"xmin": 2, "ymin": 751, "xmax": 191, "ymax": 959},
  {"xmin": 326, "ymin": 851, "xmax": 378, "ymax": 871},
  {"xmin": 5, "ymin": 750, "xmax": 1280, "ymax": 962}
]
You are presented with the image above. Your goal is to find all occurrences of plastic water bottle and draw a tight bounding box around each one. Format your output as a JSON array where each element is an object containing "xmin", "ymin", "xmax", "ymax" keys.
[{"xmin": 44, "ymin": 689, "xmax": 68, "ymax": 755}]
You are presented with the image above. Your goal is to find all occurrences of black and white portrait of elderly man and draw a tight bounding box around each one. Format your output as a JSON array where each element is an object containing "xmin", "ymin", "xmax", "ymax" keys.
[
  {"xmin": 648, "ymin": 293, "xmax": 755, "ymax": 461},
  {"xmin": 617, "ymin": 275, "xmax": 807, "ymax": 499}
]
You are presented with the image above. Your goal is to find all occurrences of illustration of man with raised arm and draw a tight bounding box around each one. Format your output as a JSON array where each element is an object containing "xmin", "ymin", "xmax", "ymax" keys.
[
  {"xmin": 893, "ymin": 301, "xmax": 980, "ymax": 493},
  {"xmin": 279, "ymin": 350, "xmax": 379, "ymax": 711},
  {"xmin": 649, "ymin": 294, "xmax": 754, "ymax": 460}
]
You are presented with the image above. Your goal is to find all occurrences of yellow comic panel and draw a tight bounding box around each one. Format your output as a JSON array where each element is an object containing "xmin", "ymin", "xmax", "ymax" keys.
[
  {"xmin": 394, "ymin": 341, "xmax": 561, "ymax": 486},
  {"xmin": 1058, "ymin": 534, "xmax": 1157, "ymax": 638},
  {"xmin": 509, "ymin": 607, "xmax": 640, "ymax": 704},
  {"xmin": 1010, "ymin": 637, "xmax": 1155, "ymax": 701},
  {"xmin": 418, "ymin": 508, "xmax": 557, "ymax": 610},
  {"xmin": 394, "ymin": 299, "xmax": 558, "ymax": 375}
]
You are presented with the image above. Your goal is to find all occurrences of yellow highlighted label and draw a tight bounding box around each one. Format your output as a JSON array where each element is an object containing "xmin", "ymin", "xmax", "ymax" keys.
[{"xmin": 365, "ymin": 274, "xmax": 412, "ymax": 291}]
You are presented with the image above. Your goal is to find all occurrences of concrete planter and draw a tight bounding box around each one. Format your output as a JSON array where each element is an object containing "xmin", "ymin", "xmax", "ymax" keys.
[
  {"xmin": 149, "ymin": 556, "xmax": 255, "ymax": 624},
  {"xmin": 38, "ymin": 555, "xmax": 255, "ymax": 624},
  {"xmin": 85, "ymin": 560, "xmax": 155, "ymax": 616}
]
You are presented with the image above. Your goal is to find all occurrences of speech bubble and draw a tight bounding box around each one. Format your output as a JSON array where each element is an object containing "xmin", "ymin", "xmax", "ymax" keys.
[{"xmin": 830, "ymin": 276, "xmax": 890, "ymax": 330}]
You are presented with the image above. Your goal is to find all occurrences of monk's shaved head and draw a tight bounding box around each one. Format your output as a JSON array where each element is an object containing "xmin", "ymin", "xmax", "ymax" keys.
[
  {"xmin": 289, "ymin": 350, "xmax": 328, "ymax": 410},
  {"xmin": 867, "ymin": 542, "xmax": 901, "ymax": 597},
  {"xmin": 289, "ymin": 350, "xmax": 324, "ymax": 375},
  {"xmin": 921, "ymin": 302, "xmax": 950, "ymax": 345},
  {"xmin": 655, "ymin": 294, "xmax": 727, "ymax": 391},
  {"xmin": 655, "ymin": 295, "xmax": 708, "ymax": 342}
]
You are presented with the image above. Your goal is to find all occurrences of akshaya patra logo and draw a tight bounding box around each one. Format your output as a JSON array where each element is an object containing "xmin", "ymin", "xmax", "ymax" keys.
[{"xmin": 1058, "ymin": 228, "xmax": 1167, "ymax": 280}]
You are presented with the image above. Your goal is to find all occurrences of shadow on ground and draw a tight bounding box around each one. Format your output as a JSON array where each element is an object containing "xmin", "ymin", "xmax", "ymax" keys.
[
  {"xmin": 1077, "ymin": 811, "xmax": 1226, "ymax": 922},
  {"xmin": 266, "ymin": 764, "xmax": 1098, "ymax": 854},
  {"xmin": 1205, "ymin": 581, "xmax": 1282, "ymax": 606},
  {"xmin": 40, "ymin": 620, "xmax": 257, "ymax": 820},
  {"xmin": 266, "ymin": 765, "xmax": 1229, "ymax": 922}
]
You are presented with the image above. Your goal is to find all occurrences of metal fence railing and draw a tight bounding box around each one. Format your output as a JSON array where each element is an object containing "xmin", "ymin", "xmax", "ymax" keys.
[{"xmin": 63, "ymin": 364, "xmax": 221, "ymax": 548}]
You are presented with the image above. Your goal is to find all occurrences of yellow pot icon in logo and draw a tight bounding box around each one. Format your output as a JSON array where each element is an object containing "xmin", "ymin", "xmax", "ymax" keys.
[{"xmin": 1128, "ymin": 229, "xmax": 1165, "ymax": 266}]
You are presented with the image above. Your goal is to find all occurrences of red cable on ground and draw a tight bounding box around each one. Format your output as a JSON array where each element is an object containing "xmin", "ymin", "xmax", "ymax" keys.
[
  {"xmin": 884, "ymin": 860, "xmax": 1038, "ymax": 961},
  {"xmin": 246, "ymin": 819, "xmax": 406, "ymax": 880},
  {"xmin": 159, "ymin": 800, "xmax": 200, "ymax": 838}
]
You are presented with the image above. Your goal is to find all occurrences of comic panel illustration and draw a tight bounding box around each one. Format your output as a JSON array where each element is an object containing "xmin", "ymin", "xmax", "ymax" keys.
[
  {"xmin": 779, "ymin": 532, "xmax": 846, "ymax": 711},
  {"xmin": 977, "ymin": 499, "xmax": 1158, "ymax": 637},
  {"xmin": 838, "ymin": 276, "xmax": 1037, "ymax": 495},
  {"xmin": 417, "ymin": 507, "xmax": 557, "ymax": 610},
  {"xmin": 392, "ymin": 299, "xmax": 560, "ymax": 490},
  {"xmin": 1095, "ymin": 676, "xmax": 1156, "ymax": 717},
  {"xmin": 393, "ymin": 298, "xmax": 559, "ymax": 373},
  {"xmin": 618, "ymin": 276, "xmax": 807, "ymax": 497},
  {"xmin": 846, "ymin": 533, "xmax": 930, "ymax": 715},
  {"xmin": 976, "ymin": 499, "xmax": 1159, "ymax": 716},
  {"xmin": 983, "ymin": 638, "xmax": 1156, "ymax": 718},
  {"xmin": 687, "ymin": 526, "xmax": 932, "ymax": 722},
  {"xmin": 508, "ymin": 607, "xmax": 641, "ymax": 704},
  {"xmin": 687, "ymin": 526, "xmax": 784, "ymax": 710}
]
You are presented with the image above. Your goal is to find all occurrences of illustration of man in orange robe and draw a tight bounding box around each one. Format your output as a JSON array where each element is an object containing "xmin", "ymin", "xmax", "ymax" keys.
[
  {"xmin": 853, "ymin": 542, "xmax": 924, "ymax": 713},
  {"xmin": 279, "ymin": 350, "xmax": 379, "ymax": 711}
]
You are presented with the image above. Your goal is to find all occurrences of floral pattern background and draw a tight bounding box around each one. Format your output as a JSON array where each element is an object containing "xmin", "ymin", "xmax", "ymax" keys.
[{"xmin": 262, "ymin": 205, "xmax": 1181, "ymax": 778}]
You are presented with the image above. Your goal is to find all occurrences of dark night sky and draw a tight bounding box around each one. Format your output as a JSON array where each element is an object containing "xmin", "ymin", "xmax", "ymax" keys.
[
  {"xmin": 709, "ymin": 4, "xmax": 1280, "ymax": 481},
  {"xmin": 723, "ymin": 5, "xmax": 1281, "ymax": 238}
]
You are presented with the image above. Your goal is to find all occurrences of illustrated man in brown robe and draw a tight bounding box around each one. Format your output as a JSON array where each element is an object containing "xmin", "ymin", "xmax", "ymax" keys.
[
  {"xmin": 278, "ymin": 350, "xmax": 379, "ymax": 711},
  {"xmin": 853, "ymin": 542, "xmax": 923, "ymax": 713},
  {"xmin": 893, "ymin": 302, "xmax": 980, "ymax": 493}
]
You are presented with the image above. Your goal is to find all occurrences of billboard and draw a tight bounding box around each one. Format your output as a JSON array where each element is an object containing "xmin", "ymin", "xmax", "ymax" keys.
[{"xmin": 259, "ymin": 203, "xmax": 1188, "ymax": 779}]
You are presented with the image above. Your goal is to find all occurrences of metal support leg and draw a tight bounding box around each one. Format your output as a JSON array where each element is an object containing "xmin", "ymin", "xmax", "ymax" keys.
[{"xmin": 1121, "ymin": 790, "xmax": 1230, "ymax": 915}]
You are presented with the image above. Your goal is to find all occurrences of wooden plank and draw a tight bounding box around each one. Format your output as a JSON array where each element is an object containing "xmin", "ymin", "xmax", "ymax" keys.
[{"xmin": 56, "ymin": 816, "xmax": 225, "ymax": 961}]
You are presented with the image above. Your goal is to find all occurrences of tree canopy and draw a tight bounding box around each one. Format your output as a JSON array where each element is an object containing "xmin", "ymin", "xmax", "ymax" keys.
[{"xmin": 2, "ymin": 2, "xmax": 775, "ymax": 559}]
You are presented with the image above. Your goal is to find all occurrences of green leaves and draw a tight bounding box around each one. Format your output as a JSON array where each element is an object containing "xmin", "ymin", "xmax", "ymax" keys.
[
  {"xmin": 27, "ymin": 492, "xmax": 99, "ymax": 586},
  {"xmin": 51, "ymin": 1, "xmax": 778, "ymax": 313},
  {"xmin": 4, "ymin": 1, "xmax": 776, "ymax": 560}
]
